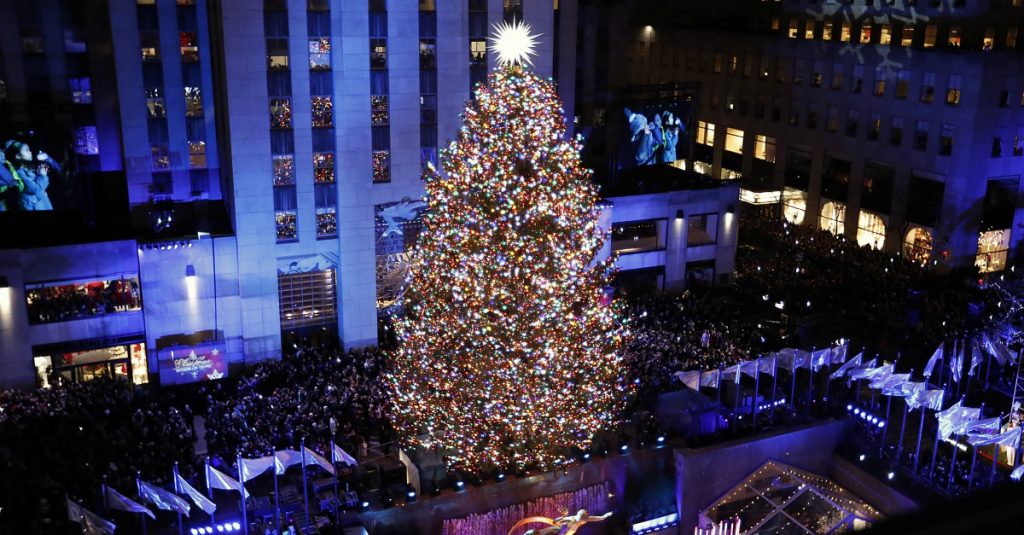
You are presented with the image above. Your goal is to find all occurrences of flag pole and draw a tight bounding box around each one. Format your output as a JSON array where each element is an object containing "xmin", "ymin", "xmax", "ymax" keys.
[
  {"xmin": 173, "ymin": 462, "xmax": 184, "ymax": 535},
  {"xmin": 913, "ymin": 402, "xmax": 926, "ymax": 481},
  {"xmin": 302, "ymin": 439, "xmax": 310, "ymax": 521},
  {"xmin": 331, "ymin": 443, "xmax": 341, "ymax": 531},
  {"xmin": 984, "ymin": 341, "xmax": 993, "ymax": 390},
  {"xmin": 237, "ymin": 452, "xmax": 248, "ymax": 535},
  {"xmin": 879, "ymin": 365, "xmax": 904, "ymax": 458},
  {"xmin": 205, "ymin": 456, "xmax": 216, "ymax": 524},
  {"xmin": 807, "ymin": 347, "xmax": 815, "ymax": 415},
  {"xmin": 789, "ymin": 359, "xmax": 797, "ymax": 416},
  {"xmin": 927, "ymin": 419, "xmax": 941, "ymax": 486},
  {"xmin": 896, "ymin": 393, "xmax": 909, "ymax": 468},
  {"xmin": 824, "ymin": 346, "xmax": 833, "ymax": 403},
  {"xmin": 733, "ymin": 368, "xmax": 741, "ymax": 435},
  {"xmin": 716, "ymin": 362, "xmax": 723, "ymax": 406},
  {"xmin": 753, "ymin": 357, "xmax": 761, "ymax": 427},
  {"xmin": 272, "ymin": 449, "xmax": 281, "ymax": 533},
  {"xmin": 101, "ymin": 475, "xmax": 109, "ymax": 517},
  {"xmin": 136, "ymin": 471, "xmax": 148, "ymax": 535},
  {"xmin": 946, "ymin": 434, "xmax": 960, "ymax": 495}
]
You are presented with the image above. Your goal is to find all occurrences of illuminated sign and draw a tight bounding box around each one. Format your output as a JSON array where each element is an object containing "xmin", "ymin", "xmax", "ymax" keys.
[{"xmin": 158, "ymin": 342, "xmax": 228, "ymax": 385}]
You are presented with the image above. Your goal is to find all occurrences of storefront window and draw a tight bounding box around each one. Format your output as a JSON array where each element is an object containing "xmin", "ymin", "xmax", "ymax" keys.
[
  {"xmin": 820, "ymin": 201, "xmax": 846, "ymax": 236},
  {"xmin": 613, "ymin": 220, "xmax": 668, "ymax": 253},
  {"xmin": 856, "ymin": 210, "xmax": 886, "ymax": 250},
  {"xmin": 783, "ymin": 188, "xmax": 807, "ymax": 225},
  {"xmin": 976, "ymin": 229, "xmax": 1011, "ymax": 273},
  {"xmin": 25, "ymin": 277, "xmax": 142, "ymax": 324},
  {"xmin": 35, "ymin": 343, "xmax": 148, "ymax": 387},
  {"xmin": 904, "ymin": 226, "xmax": 933, "ymax": 265}
]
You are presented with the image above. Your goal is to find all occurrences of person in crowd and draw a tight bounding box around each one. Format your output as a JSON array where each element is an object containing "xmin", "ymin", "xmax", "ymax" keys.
[{"xmin": 4, "ymin": 139, "xmax": 58, "ymax": 211}]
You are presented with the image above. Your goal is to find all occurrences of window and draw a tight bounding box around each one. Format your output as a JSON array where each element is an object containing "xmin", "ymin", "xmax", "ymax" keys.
[
  {"xmin": 743, "ymin": 54, "xmax": 754, "ymax": 78},
  {"xmin": 25, "ymin": 277, "xmax": 143, "ymax": 325},
  {"xmin": 612, "ymin": 220, "xmax": 667, "ymax": 253},
  {"xmin": 274, "ymin": 188, "xmax": 298, "ymax": 241},
  {"xmin": 804, "ymin": 20, "xmax": 816, "ymax": 40},
  {"xmin": 309, "ymin": 37, "xmax": 331, "ymax": 69},
  {"xmin": 873, "ymin": 67, "xmax": 886, "ymax": 96},
  {"xmin": 73, "ymin": 126, "xmax": 99, "ymax": 155},
  {"xmin": 267, "ymin": 38, "xmax": 289, "ymax": 68},
  {"xmin": 948, "ymin": 26, "xmax": 962, "ymax": 47},
  {"xmin": 315, "ymin": 184, "xmax": 337, "ymax": 237},
  {"xmin": 180, "ymin": 31, "xmax": 199, "ymax": 61},
  {"xmin": 725, "ymin": 90, "xmax": 735, "ymax": 112},
  {"xmin": 807, "ymin": 104, "xmax": 819, "ymax": 129},
  {"xmin": 725, "ymin": 128, "xmax": 744, "ymax": 153},
  {"xmin": 861, "ymin": 160, "xmax": 894, "ymax": 214},
  {"xmin": 812, "ymin": 61, "xmax": 823, "ymax": 87},
  {"xmin": 823, "ymin": 20, "xmax": 833, "ymax": 41},
  {"xmin": 868, "ymin": 113, "xmax": 881, "ymax": 141},
  {"xmin": 373, "ymin": 150, "xmax": 390, "ymax": 182},
  {"xmin": 860, "ymin": 23, "xmax": 872, "ymax": 44},
  {"xmin": 999, "ymin": 89, "xmax": 1011, "ymax": 108},
  {"xmin": 826, "ymin": 106, "xmax": 839, "ymax": 133},
  {"xmin": 186, "ymin": 118, "xmax": 205, "ymax": 168},
  {"xmin": 840, "ymin": 21, "xmax": 852, "ymax": 42},
  {"xmin": 857, "ymin": 211, "xmax": 887, "ymax": 250},
  {"xmin": 713, "ymin": 52, "xmax": 723, "ymax": 73},
  {"xmin": 729, "ymin": 54, "xmax": 739, "ymax": 75},
  {"xmin": 278, "ymin": 270, "xmax": 338, "ymax": 328},
  {"xmin": 789, "ymin": 108, "xmax": 800, "ymax": 126},
  {"xmin": 69, "ymin": 77, "xmax": 91, "ymax": 104},
  {"xmin": 771, "ymin": 96, "xmax": 782, "ymax": 122},
  {"xmin": 920, "ymin": 71, "xmax": 935, "ymax": 103},
  {"xmin": 371, "ymin": 38, "xmax": 388, "ymax": 68},
  {"xmin": 946, "ymin": 74, "xmax": 961, "ymax": 105},
  {"xmin": 879, "ymin": 23, "xmax": 891, "ymax": 45},
  {"xmin": 900, "ymin": 24, "xmax": 914, "ymax": 47},
  {"xmin": 709, "ymin": 87, "xmax": 720, "ymax": 109},
  {"xmin": 420, "ymin": 39, "xmax": 436, "ymax": 69},
  {"xmin": 754, "ymin": 135, "xmax": 776, "ymax": 162},
  {"xmin": 314, "ymin": 151, "xmax": 335, "ymax": 183},
  {"xmin": 891, "ymin": 116, "xmax": 904, "ymax": 145},
  {"xmin": 819, "ymin": 201, "xmax": 845, "ymax": 236},
  {"xmin": 1015, "ymin": 127, "xmax": 1024, "ymax": 156},
  {"xmin": 831, "ymin": 63, "xmax": 844, "ymax": 90},
  {"xmin": 783, "ymin": 189, "xmax": 807, "ymax": 225},
  {"xmin": 697, "ymin": 121, "xmax": 715, "ymax": 146},
  {"xmin": 913, "ymin": 120, "xmax": 929, "ymax": 151},
  {"xmin": 311, "ymin": 96, "xmax": 333, "ymax": 127},
  {"xmin": 687, "ymin": 214, "xmax": 718, "ymax": 246},
  {"xmin": 984, "ymin": 28, "xmax": 995, "ymax": 51},
  {"xmin": 270, "ymin": 98, "xmax": 292, "ymax": 128},
  {"xmin": 371, "ymin": 95, "xmax": 389, "ymax": 125},
  {"xmin": 775, "ymin": 57, "xmax": 787, "ymax": 83},
  {"xmin": 141, "ymin": 31, "xmax": 160, "ymax": 61},
  {"xmin": 977, "ymin": 230, "xmax": 1011, "ymax": 273},
  {"xmin": 936, "ymin": 124, "xmax": 955, "ymax": 156},
  {"xmin": 1008, "ymin": 27, "xmax": 1019, "ymax": 49},
  {"xmin": 923, "ymin": 24, "xmax": 937, "ymax": 48},
  {"xmin": 904, "ymin": 227, "xmax": 933, "ymax": 265},
  {"xmin": 759, "ymin": 55, "xmax": 770, "ymax": 79},
  {"xmin": 992, "ymin": 136, "xmax": 1003, "ymax": 157},
  {"xmin": 792, "ymin": 59, "xmax": 804, "ymax": 85},
  {"xmin": 184, "ymin": 86, "xmax": 203, "ymax": 116},
  {"xmin": 895, "ymin": 69, "xmax": 910, "ymax": 98},
  {"xmin": 846, "ymin": 109, "xmax": 859, "ymax": 137},
  {"xmin": 470, "ymin": 39, "xmax": 486, "ymax": 65},
  {"xmin": 850, "ymin": 65, "xmax": 863, "ymax": 93},
  {"xmin": 788, "ymin": 18, "xmax": 799, "ymax": 38},
  {"xmin": 272, "ymin": 154, "xmax": 295, "ymax": 185},
  {"xmin": 755, "ymin": 95, "xmax": 766, "ymax": 119},
  {"xmin": 146, "ymin": 87, "xmax": 165, "ymax": 118}
]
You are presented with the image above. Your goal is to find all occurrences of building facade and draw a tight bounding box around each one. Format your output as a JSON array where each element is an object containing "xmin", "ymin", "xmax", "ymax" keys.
[
  {"xmin": 577, "ymin": 0, "xmax": 1024, "ymax": 271},
  {"xmin": 0, "ymin": 0, "xmax": 576, "ymax": 389}
]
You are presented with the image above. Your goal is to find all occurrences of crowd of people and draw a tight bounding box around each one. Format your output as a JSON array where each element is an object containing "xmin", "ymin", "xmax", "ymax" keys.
[
  {"xmin": 204, "ymin": 342, "xmax": 393, "ymax": 465},
  {"xmin": 0, "ymin": 378, "xmax": 195, "ymax": 533},
  {"xmin": 25, "ymin": 278, "xmax": 142, "ymax": 324}
]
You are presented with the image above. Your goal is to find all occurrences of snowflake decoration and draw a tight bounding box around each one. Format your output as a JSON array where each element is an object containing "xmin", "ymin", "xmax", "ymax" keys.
[{"xmin": 489, "ymin": 20, "xmax": 539, "ymax": 67}]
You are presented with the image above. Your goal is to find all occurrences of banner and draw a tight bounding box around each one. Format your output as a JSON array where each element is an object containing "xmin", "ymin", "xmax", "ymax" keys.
[
  {"xmin": 239, "ymin": 456, "xmax": 275, "ymax": 482},
  {"xmin": 700, "ymin": 369, "xmax": 720, "ymax": 388},
  {"xmin": 829, "ymin": 352, "xmax": 862, "ymax": 380},
  {"xmin": 967, "ymin": 427, "xmax": 1021, "ymax": 448},
  {"xmin": 105, "ymin": 486, "xmax": 155, "ymax": 519},
  {"xmin": 675, "ymin": 370, "xmax": 700, "ymax": 391},
  {"xmin": 158, "ymin": 342, "xmax": 228, "ymax": 385},
  {"xmin": 878, "ymin": 373, "xmax": 911, "ymax": 395},
  {"xmin": 811, "ymin": 348, "xmax": 832, "ymax": 371},
  {"xmin": 138, "ymin": 479, "xmax": 190, "ymax": 516},
  {"xmin": 907, "ymin": 389, "xmax": 943, "ymax": 411},
  {"xmin": 923, "ymin": 344, "xmax": 943, "ymax": 378},
  {"xmin": 332, "ymin": 442, "xmax": 358, "ymax": 467},
  {"xmin": 207, "ymin": 465, "xmax": 248, "ymax": 498},
  {"xmin": 175, "ymin": 473, "xmax": 216, "ymax": 515},
  {"xmin": 275, "ymin": 449, "xmax": 304, "ymax": 475},
  {"xmin": 845, "ymin": 358, "xmax": 878, "ymax": 380},
  {"xmin": 398, "ymin": 448, "xmax": 421, "ymax": 494},
  {"xmin": 303, "ymin": 446, "xmax": 336, "ymax": 476},
  {"xmin": 936, "ymin": 401, "xmax": 980, "ymax": 440}
]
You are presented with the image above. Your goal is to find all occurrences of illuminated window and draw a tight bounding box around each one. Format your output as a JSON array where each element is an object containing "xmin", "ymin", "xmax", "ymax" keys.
[
  {"xmin": 904, "ymin": 227, "xmax": 933, "ymax": 265},
  {"xmin": 976, "ymin": 230, "xmax": 1011, "ymax": 273},
  {"xmin": 759, "ymin": 55, "xmax": 770, "ymax": 79},
  {"xmin": 840, "ymin": 22, "xmax": 851, "ymax": 43},
  {"xmin": 725, "ymin": 90, "xmax": 735, "ymax": 111},
  {"xmin": 278, "ymin": 270, "xmax": 338, "ymax": 328},
  {"xmin": 948, "ymin": 26, "xmax": 962, "ymax": 47},
  {"xmin": 783, "ymin": 189, "xmax": 807, "ymax": 225},
  {"xmin": 946, "ymin": 74, "xmax": 961, "ymax": 105},
  {"xmin": 1014, "ymin": 127, "xmax": 1024, "ymax": 156},
  {"xmin": 729, "ymin": 54, "xmax": 739, "ymax": 75},
  {"xmin": 857, "ymin": 211, "xmax": 886, "ymax": 250},
  {"xmin": 873, "ymin": 67, "xmax": 886, "ymax": 96},
  {"xmin": 309, "ymin": 37, "xmax": 331, "ymax": 70},
  {"xmin": 180, "ymin": 31, "xmax": 199, "ymax": 61},
  {"xmin": 25, "ymin": 276, "xmax": 142, "ymax": 325},
  {"xmin": 895, "ymin": 69, "xmax": 910, "ymax": 98},
  {"xmin": 69, "ymin": 77, "xmax": 92, "ymax": 104},
  {"xmin": 697, "ymin": 121, "xmax": 715, "ymax": 146},
  {"xmin": 311, "ymin": 96, "xmax": 333, "ymax": 127},
  {"xmin": 373, "ymin": 150, "xmax": 390, "ymax": 182},
  {"xmin": 788, "ymin": 18, "xmax": 799, "ymax": 38},
  {"xmin": 270, "ymin": 98, "xmax": 292, "ymax": 128},
  {"xmin": 470, "ymin": 39, "xmax": 486, "ymax": 65},
  {"xmin": 812, "ymin": 61, "xmax": 823, "ymax": 87},
  {"xmin": 804, "ymin": 20, "xmax": 816, "ymax": 40},
  {"xmin": 939, "ymin": 124, "xmax": 955, "ymax": 156},
  {"xmin": 274, "ymin": 190, "xmax": 297, "ymax": 241},
  {"xmin": 267, "ymin": 38, "xmax": 289, "ymax": 69},
  {"xmin": 868, "ymin": 113, "xmax": 881, "ymax": 141},
  {"xmin": 920, "ymin": 71, "xmax": 935, "ymax": 103},
  {"xmin": 273, "ymin": 154, "xmax": 295, "ymax": 186},
  {"xmin": 184, "ymin": 86, "xmax": 203, "ymax": 116},
  {"xmin": 983, "ymin": 28, "xmax": 995, "ymax": 50},
  {"xmin": 850, "ymin": 65, "xmax": 863, "ymax": 93},
  {"xmin": 612, "ymin": 220, "xmax": 667, "ymax": 253},
  {"xmin": 141, "ymin": 31, "xmax": 160, "ymax": 61},
  {"xmin": 879, "ymin": 24, "xmax": 891, "ymax": 45},
  {"xmin": 819, "ymin": 201, "xmax": 845, "ymax": 236},
  {"xmin": 900, "ymin": 25, "xmax": 914, "ymax": 47},
  {"xmin": 314, "ymin": 151, "xmax": 335, "ymax": 183},
  {"xmin": 822, "ymin": 20, "xmax": 833, "ymax": 41},
  {"xmin": 831, "ymin": 63, "xmax": 844, "ymax": 90},
  {"xmin": 771, "ymin": 17, "xmax": 780, "ymax": 31},
  {"xmin": 859, "ymin": 23, "xmax": 872, "ymax": 44},
  {"xmin": 687, "ymin": 214, "xmax": 718, "ymax": 246},
  {"xmin": 826, "ymin": 106, "xmax": 838, "ymax": 133},
  {"xmin": 724, "ymin": 128, "xmax": 744, "ymax": 153},
  {"xmin": 151, "ymin": 143, "xmax": 170, "ymax": 170},
  {"xmin": 923, "ymin": 24, "xmax": 937, "ymax": 48},
  {"xmin": 754, "ymin": 135, "xmax": 776, "ymax": 162},
  {"xmin": 372, "ymin": 38, "xmax": 388, "ymax": 68}
]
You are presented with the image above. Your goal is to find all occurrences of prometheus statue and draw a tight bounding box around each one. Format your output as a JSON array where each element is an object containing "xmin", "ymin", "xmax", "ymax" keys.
[{"xmin": 507, "ymin": 509, "xmax": 613, "ymax": 535}]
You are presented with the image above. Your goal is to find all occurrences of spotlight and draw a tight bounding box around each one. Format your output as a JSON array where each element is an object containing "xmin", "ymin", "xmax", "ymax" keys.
[
  {"xmin": 846, "ymin": 404, "xmax": 853, "ymax": 411},
  {"xmin": 407, "ymin": 490, "xmax": 416, "ymax": 499},
  {"xmin": 361, "ymin": 500, "xmax": 371, "ymax": 510},
  {"xmin": 878, "ymin": 421, "xmax": 885, "ymax": 428},
  {"xmin": 620, "ymin": 444, "xmax": 629, "ymax": 453},
  {"xmin": 657, "ymin": 436, "xmax": 666, "ymax": 444},
  {"xmin": 859, "ymin": 454, "xmax": 866, "ymax": 461},
  {"xmin": 191, "ymin": 530, "xmax": 199, "ymax": 535},
  {"xmin": 887, "ymin": 472, "xmax": 895, "ymax": 480},
  {"xmin": 853, "ymin": 408, "xmax": 860, "ymax": 415},
  {"xmin": 217, "ymin": 526, "xmax": 225, "ymax": 533},
  {"xmin": 496, "ymin": 472, "xmax": 505, "ymax": 481},
  {"xmin": 582, "ymin": 453, "xmax": 591, "ymax": 461},
  {"xmin": 455, "ymin": 479, "xmax": 465, "ymax": 491}
]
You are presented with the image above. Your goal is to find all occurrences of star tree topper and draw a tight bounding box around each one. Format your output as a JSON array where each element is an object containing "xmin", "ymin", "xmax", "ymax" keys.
[{"xmin": 489, "ymin": 20, "xmax": 539, "ymax": 67}]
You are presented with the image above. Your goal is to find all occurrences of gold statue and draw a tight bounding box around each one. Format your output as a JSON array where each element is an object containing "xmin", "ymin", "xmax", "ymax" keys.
[{"xmin": 508, "ymin": 509, "xmax": 613, "ymax": 535}]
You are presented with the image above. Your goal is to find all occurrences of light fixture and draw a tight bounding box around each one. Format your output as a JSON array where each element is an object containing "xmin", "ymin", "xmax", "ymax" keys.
[
  {"xmin": 726, "ymin": 204, "xmax": 735, "ymax": 215},
  {"xmin": 0, "ymin": 275, "xmax": 8, "ymax": 289},
  {"xmin": 675, "ymin": 209, "xmax": 685, "ymax": 220},
  {"xmin": 186, "ymin": 265, "xmax": 196, "ymax": 278}
]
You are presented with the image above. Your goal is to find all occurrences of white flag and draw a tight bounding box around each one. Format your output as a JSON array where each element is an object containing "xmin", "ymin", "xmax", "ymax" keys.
[
  {"xmin": 332, "ymin": 442, "xmax": 358, "ymax": 467},
  {"xmin": 811, "ymin": 348, "xmax": 832, "ymax": 371},
  {"xmin": 967, "ymin": 416, "xmax": 1002, "ymax": 434},
  {"xmin": 740, "ymin": 360, "xmax": 760, "ymax": 379},
  {"xmin": 757, "ymin": 356, "xmax": 776, "ymax": 376},
  {"xmin": 67, "ymin": 497, "xmax": 116, "ymax": 535},
  {"xmin": 303, "ymin": 446, "xmax": 336, "ymax": 476},
  {"xmin": 139, "ymin": 479, "xmax": 190, "ymax": 516},
  {"xmin": 923, "ymin": 344, "xmax": 943, "ymax": 378},
  {"xmin": 830, "ymin": 341, "xmax": 849, "ymax": 365},
  {"xmin": 879, "ymin": 373, "xmax": 911, "ymax": 395},
  {"xmin": 936, "ymin": 400, "xmax": 980, "ymax": 440},
  {"xmin": 238, "ymin": 455, "xmax": 275, "ymax": 482},
  {"xmin": 275, "ymin": 449, "xmax": 304, "ymax": 475},
  {"xmin": 398, "ymin": 448, "xmax": 421, "ymax": 494},
  {"xmin": 1011, "ymin": 464, "xmax": 1024, "ymax": 481},
  {"xmin": 829, "ymin": 352, "xmax": 862, "ymax": 380},
  {"xmin": 967, "ymin": 426, "xmax": 1021, "ymax": 448},
  {"xmin": 207, "ymin": 465, "xmax": 249, "ymax": 499},
  {"xmin": 721, "ymin": 364, "xmax": 741, "ymax": 382},
  {"xmin": 675, "ymin": 370, "xmax": 700, "ymax": 391},
  {"xmin": 175, "ymin": 473, "xmax": 216, "ymax": 515},
  {"xmin": 907, "ymin": 389, "xmax": 943, "ymax": 411},
  {"xmin": 699, "ymin": 369, "xmax": 720, "ymax": 388},
  {"xmin": 105, "ymin": 486, "xmax": 155, "ymax": 519}
]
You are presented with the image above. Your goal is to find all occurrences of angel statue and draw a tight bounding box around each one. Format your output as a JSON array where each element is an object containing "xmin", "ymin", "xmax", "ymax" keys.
[{"xmin": 508, "ymin": 509, "xmax": 613, "ymax": 535}]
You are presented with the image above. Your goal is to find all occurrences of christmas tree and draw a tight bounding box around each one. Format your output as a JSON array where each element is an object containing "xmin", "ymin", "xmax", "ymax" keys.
[{"xmin": 386, "ymin": 22, "xmax": 630, "ymax": 473}]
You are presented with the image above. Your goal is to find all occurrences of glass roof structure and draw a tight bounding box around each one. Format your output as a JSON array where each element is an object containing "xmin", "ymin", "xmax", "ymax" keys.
[{"xmin": 700, "ymin": 460, "xmax": 882, "ymax": 534}]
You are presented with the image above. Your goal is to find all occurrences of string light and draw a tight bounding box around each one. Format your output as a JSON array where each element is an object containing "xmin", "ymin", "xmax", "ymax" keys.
[{"xmin": 385, "ymin": 63, "xmax": 630, "ymax": 474}]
